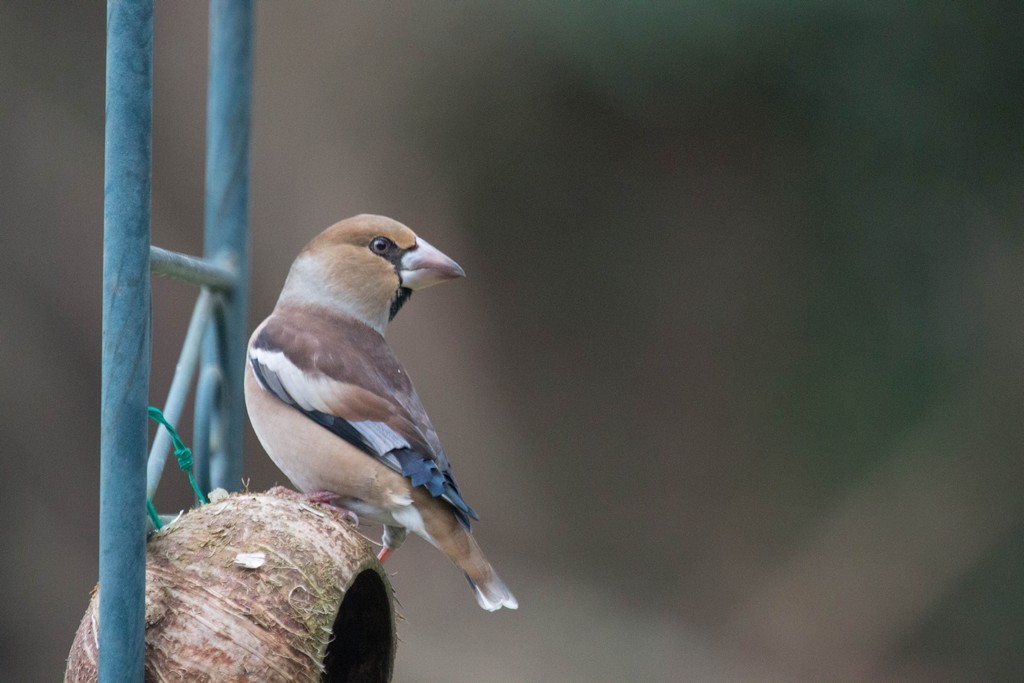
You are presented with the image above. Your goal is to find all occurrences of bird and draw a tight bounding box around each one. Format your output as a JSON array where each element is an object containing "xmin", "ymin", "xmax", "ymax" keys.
[{"xmin": 244, "ymin": 214, "xmax": 517, "ymax": 611}]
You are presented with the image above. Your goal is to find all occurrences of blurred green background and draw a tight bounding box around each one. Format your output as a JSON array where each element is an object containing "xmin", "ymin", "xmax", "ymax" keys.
[{"xmin": 3, "ymin": 2, "xmax": 1023, "ymax": 681}]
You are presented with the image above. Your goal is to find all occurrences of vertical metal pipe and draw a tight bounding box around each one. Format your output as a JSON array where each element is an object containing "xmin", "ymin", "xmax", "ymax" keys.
[
  {"xmin": 100, "ymin": 0, "xmax": 153, "ymax": 679},
  {"xmin": 193, "ymin": 363, "xmax": 224, "ymax": 498},
  {"xmin": 203, "ymin": 0, "xmax": 252, "ymax": 492}
]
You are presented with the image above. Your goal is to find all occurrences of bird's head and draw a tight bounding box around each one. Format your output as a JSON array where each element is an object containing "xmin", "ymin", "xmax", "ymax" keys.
[{"xmin": 276, "ymin": 214, "xmax": 465, "ymax": 333}]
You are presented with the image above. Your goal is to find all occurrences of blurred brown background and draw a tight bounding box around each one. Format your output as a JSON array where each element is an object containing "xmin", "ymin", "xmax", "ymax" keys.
[{"xmin": 3, "ymin": 2, "xmax": 1023, "ymax": 681}]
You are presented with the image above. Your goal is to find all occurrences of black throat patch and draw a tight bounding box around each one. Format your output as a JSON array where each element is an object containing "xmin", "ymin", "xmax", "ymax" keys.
[{"xmin": 389, "ymin": 287, "xmax": 412, "ymax": 321}]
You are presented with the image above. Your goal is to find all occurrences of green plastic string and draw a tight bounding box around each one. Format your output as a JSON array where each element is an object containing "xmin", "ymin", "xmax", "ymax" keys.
[
  {"xmin": 146, "ymin": 499, "xmax": 163, "ymax": 530},
  {"xmin": 148, "ymin": 406, "xmax": 209, "ymax": 505}
]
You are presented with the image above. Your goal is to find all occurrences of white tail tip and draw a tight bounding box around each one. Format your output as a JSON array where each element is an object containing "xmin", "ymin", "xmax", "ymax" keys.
[{"xmin": 468, "ymin": 573, "xmax": 518, "ymax": 611}]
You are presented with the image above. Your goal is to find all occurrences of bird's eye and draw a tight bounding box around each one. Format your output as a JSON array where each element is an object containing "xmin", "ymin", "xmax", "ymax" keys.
[{"xmin": 369, "ymin": 237, "xmax": 392, "ymax": 255}]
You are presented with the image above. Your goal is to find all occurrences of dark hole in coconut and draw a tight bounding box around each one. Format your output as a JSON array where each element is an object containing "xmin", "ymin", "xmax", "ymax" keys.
[{"xmin": 322, "ymin": 569, "xmax": 394, "ymax": 682}]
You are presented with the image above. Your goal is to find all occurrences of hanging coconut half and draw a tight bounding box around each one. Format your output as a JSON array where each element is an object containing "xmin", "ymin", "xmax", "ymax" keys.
[{"xmin": 66, "ymin": 488, "xmax": 395, "ymax": 682}]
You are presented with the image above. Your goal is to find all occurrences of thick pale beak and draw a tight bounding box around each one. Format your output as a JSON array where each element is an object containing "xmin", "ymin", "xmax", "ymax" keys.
[{"xmin": 399, "ymin": 238, "xmax": 465, "ymax": 290}]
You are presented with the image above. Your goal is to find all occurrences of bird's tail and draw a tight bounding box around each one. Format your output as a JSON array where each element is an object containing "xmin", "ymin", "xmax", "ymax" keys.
[
  {"xmin": 464, "ymin": 564, "xmax": 518, "ymax": 612},
  {"xmin": 426, "ymin": 509, "xmax": 518, "ymax": 611}
]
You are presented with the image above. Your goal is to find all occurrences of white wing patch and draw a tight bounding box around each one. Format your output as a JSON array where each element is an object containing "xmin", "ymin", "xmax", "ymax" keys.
[{"xmin": 249, "ymin": 346, "xmax": 339, "ymax": 413}]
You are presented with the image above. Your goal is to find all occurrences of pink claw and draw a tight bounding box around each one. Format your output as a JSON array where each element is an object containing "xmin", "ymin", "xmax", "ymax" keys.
[
  {"xmin": 304, "ymin": 491, "xmax": 358, "ymax": 525},
  {"xmin": 304, "ymin": 491, "xmax": 340, "ymax": 505},
  {"xmin": 377, "ymin": 546, "xmax": 393, "ymax": 563},
  {"xmin": 339, "ymin": 509, "xmax": 359, "ymax": 525}
]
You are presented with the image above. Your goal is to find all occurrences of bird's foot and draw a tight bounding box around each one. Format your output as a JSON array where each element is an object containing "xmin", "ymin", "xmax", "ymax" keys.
[
  {"xmin": 304, "ymin": 490, "xmax": 340, "ymax": 505},
  {"xmin": 267, "ymin": 485, "xmax": 301, "ymax": 498},
  {"xmin": 338, "ymin": 509, "xmax": 359, "ymax": 525},
  {"xmin": 378, "ymin": 525, "xmax": 406, "ymax": 563},
  {"xmin": 304, "ymin": 491, "xmax": 359, "ymax": 525}
]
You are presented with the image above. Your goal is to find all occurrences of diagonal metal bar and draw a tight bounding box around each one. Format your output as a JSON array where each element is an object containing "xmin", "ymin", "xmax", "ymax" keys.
[
  {"xmin": 100, "ymin": 0, "xmax": 153, "ymax": 679},
  {"xmin": 150, "ymin": 245, "xmax": 236, "ymax": 290},
  {"xmin": 146, "ymin": 287, "xmax": 218, "ymax": 499}
]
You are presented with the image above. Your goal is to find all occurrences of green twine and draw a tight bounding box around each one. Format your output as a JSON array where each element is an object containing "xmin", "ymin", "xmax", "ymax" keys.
[
  {"xmin": 146, "ymin": 498, "xmax": 163, "ymax": 530},
  {"xmin": 147, "ymin": 406, "xmax": 209, "ymax": 516}
]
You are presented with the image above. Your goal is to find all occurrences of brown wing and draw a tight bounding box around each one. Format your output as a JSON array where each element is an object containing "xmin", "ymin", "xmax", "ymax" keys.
[{"xmin": 249, "ymin": 306, "xmax": 476, "ymax": 523}]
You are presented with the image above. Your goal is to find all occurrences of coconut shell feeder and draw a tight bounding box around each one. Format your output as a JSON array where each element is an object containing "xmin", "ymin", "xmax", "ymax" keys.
[{"xmin": 66, "ymin": 488, "xmax": 395, "ymax": 682}]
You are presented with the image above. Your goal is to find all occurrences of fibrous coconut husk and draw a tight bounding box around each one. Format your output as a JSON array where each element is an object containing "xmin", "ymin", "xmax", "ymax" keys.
[{"xmin": 66, "ymin": 488, "xmax": 395, "ymax": 682}]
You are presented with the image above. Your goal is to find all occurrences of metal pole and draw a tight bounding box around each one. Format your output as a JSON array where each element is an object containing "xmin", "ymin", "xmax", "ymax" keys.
[
  {"xmin": 203, "ymin": 0, "xmax": 252, "ymax": 493},
  {"xmin": 100, "ymin": 0, "xmax": 153, "ymax": 679}
]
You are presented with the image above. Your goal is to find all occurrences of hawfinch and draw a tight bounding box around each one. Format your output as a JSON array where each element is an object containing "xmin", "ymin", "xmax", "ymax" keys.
[{"xmin": 244, "ymin": 214, "xmax": 517, "ymax": 611}]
